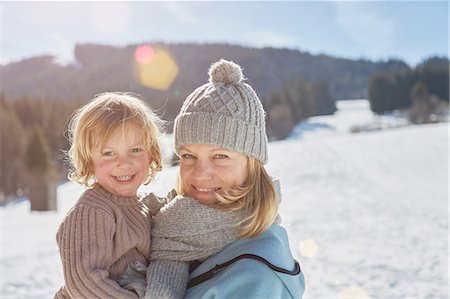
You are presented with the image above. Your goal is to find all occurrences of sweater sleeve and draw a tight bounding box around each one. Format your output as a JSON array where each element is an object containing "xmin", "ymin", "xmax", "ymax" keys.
[
  {"xmin": 144, "ymin": 260, "xmax": 189, "ymax": 299},
  {"xmin": 142, "ymin": 193, "xmax": 166, "ymax": 216},
  {"xmin": 56, "ymin": 204, "xmax": 139, "ymax": 299},
  {"xmin": 142, "ymin": 189, "xmax": 178, "ymax": 216},
  {"xmin": 144, "ymin": 196, "xmax": 239, "ymax": 299}
]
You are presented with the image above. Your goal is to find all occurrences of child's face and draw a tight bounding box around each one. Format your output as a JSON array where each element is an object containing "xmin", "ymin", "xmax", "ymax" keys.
[
  {"xmin": 92, "ymin": 125, "xmax": 149, "ymax": 197},
  {"xmin": 178, "ymin": 143, "xmax": 248, "ymax": 205}
]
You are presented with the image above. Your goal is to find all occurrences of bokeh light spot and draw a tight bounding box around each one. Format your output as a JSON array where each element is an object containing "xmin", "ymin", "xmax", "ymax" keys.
[
  {"xmin": 339, "ymin": 284, "xmax": 371, "ymax": 299},
  {"xmin": 299, "ymin": 238, "xmax": 319, "ymax": 258},
  {"xmin": 132, "ymin": 45, "xmax": 178, "ymax": 91},
  {"xmin": 134, "ymin": 45, "xmax": 155, "ymax": 64}
]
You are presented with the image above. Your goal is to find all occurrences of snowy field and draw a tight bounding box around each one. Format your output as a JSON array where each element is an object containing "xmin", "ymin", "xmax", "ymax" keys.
[{"xmin": 1, "ymin": 100, "xmax": 448, "ymax": 299}]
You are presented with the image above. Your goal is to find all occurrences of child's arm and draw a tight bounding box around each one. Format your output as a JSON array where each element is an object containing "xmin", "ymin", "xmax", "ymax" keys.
[
  {"xmin": 142, "ymin": 189, "xmax": 177, "ymax": 216},
  {"xmin": 144, "ymin": 196, "xmax": 240, "ymax": 299},
  {"xmin": 56, "ymin": 204, "xmax": 139, "ymax": 299},
  {"xmin": 144, "ymin": 260, "xmax": 190, "ymax": 299}
]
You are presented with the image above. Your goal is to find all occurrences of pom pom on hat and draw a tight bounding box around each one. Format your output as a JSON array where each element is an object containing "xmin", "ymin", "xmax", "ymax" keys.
[{"xmin": 208, "ymin": 59, "xmax": 244, "ymax": 84}]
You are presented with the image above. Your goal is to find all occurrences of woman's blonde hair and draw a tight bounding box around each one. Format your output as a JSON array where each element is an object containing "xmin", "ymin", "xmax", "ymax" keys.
[
  {"xmin": 176, "ymin": 157, "xmax": 278, "ymax": 238},
  {"xmin": 66, "ymin": 92, "xmax": 163, "ymax": 187}
]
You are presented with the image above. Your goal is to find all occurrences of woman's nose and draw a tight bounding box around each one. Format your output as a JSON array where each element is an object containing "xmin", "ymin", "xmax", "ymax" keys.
[{"xmin": 192, "ymin": 159, "xmax": 214, "ymax": 179}]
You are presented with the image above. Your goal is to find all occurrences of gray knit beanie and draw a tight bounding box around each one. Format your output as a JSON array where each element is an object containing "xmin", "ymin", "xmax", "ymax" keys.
[{"xmin": 174, "ymin": 59, "xmax": 268, "ymax": 163}]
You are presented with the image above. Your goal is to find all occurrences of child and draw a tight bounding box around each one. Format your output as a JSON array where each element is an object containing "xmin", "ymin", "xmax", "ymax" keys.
[{"xmin": 54, "ymin": 92, "xmax": 163, "ymax": 299}]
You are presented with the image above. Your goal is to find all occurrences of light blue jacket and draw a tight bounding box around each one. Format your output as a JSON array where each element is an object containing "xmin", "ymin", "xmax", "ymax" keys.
[{"xmin": 185, "ymin": 224, "xmax": 305, "ymax": 299}]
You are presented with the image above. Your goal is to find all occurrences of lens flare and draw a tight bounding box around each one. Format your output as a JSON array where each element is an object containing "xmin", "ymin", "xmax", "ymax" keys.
[
  {"xmin": 299, "ymin": 238, "xmax": 319, "ymax": 258},
  {"xmin": 339, "ymin": 284, "xmax": 371, "ymax": 299},
  {"xmin": 132, "ymin": 45, "xmax": 178, "ymax": 91},
  {"xmin": 134, "ymin": 45, "xmax": 155, "ymax": 64}
]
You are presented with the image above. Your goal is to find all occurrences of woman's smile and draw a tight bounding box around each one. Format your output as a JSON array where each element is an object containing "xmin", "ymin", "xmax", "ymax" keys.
[
  {"xmin": 193, "ymin": 186, "xmax": 220, "ymax": 192},
  {"xmin": 179, "ymin": 143, "xmax": 248, "ymax": 205}
]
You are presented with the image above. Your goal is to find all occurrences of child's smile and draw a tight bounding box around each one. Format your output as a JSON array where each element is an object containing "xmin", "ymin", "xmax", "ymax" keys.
[{"xmin": 92, "ymin": 125, "xmax": 150, "ymax": 197}]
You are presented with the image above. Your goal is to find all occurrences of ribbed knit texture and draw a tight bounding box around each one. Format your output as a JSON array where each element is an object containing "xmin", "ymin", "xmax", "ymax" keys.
[
  {"xmin": 54, "ymin": 185, "xmax": 151, "ymax": 299},
  {"xmin": 118, "ymin": 195, "xmax": 242, "ymax": 299},
  {"xmin": 145, "ymin": 260, "xmax": 190, "ymax": 299},
  {"xmin": 151, "ymin": 196, "xmax": 241, "ymax": 260},
  {"xmin": 174, "ymin": 59, "xmax": 268, "ymax": 164},
  {"xmin": 142, "ymin": 191, "xmax": 170, "ymax": 216},
  {"xmin": 147, "ymin": 195, "xmax": 241, "ymax": 299}
]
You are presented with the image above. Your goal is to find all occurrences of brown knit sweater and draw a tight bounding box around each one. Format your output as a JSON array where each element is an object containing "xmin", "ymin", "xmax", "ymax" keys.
[{"xmin": 54, "ymin": 185, "xmax": 151, "ymax": 299}]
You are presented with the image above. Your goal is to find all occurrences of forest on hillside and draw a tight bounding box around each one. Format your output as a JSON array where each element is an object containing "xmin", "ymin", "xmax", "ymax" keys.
[{"xmin": 0, "ymin": 42, "xmax": 448, "ymax": 200}]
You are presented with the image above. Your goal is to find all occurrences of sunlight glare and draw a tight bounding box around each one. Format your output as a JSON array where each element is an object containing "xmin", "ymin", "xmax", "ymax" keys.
[
  {"xmin": 133, "ymin": 45, "xmax": 178, "ymax": 91},
  {"xmin": 134, "ymin": 45, "xmax": 155, "ymax": 64},
  {"xmin": 299, "ymin": 238, "xmax": 319, "ymax": 258},
  {"xmin": 339, "ymin": 284, "xmax": 371, "ymax": 299}
]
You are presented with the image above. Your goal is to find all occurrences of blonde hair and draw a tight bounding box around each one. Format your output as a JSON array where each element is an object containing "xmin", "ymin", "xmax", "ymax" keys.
[
  {"xmin": 176, "ymin": 157, "xmax": 278, "ymax": 238},
  {"xmin": 67, "ymin": 92, "xmax": 163, "ymax": 187}
]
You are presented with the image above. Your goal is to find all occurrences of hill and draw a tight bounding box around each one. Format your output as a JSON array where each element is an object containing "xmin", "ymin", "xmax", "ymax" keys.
[{"xmin": 1, "ymin": 43, "xmax": 409, "ymax": 103}]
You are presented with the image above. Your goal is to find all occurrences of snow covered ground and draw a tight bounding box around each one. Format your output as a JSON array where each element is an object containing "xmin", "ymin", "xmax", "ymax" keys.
[{"xmin": 1, "ymin": 100, "xmax": 448, "ymax": 299}]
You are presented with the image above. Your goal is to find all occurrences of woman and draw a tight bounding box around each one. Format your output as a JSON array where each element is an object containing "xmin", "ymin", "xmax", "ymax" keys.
[
  {"xmin": 120, "ymin": 59, "xmax": 305, "ymax": 299},
  {"xmin": 174, "ymin": 59, "xmax": 305, "ymax": 298}
]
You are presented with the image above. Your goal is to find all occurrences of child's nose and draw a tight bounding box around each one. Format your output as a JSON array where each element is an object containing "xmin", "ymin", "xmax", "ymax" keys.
[{"xmin": 116, "ymin": 155, "xmax": 132, "ymax": 167}]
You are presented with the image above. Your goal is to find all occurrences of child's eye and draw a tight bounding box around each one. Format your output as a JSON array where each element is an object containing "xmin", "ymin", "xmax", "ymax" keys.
[
  {"xmin": 102, "ymin": 151, "xmax": 114, "ymax": 157},
  {"xmin": 131, "ymin": 148, "xmax": 144, "ymax": 153}
]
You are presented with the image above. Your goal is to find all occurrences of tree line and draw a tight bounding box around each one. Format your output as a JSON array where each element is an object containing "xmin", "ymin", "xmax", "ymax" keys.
[
  {"xmin": 369, "ymin": 57, "xmax": 449, "ymax": 123},
  {"xmin": 2, "ymin": 42, "xmax": 409, "ymax": 103},
  {"xmin": 1, "ymin": 43, "xmax": 447, "ymax": 200},
  {"xmin": 0, "ymin": 95, "xmax": 83, "ymax": 200},
  {"xmin": 0, "ymin": 75, "xmax": 335, "ymax": 199}
]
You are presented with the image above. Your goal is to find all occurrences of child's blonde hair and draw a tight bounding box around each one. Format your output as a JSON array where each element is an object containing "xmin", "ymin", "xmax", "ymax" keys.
[
  {"xmin": 176, "ymin": 157, "xmax": 278, "ymax": 238},
  {"xmin": 67, "ymin": 92, "xmax": 163, "ymax": 187}
]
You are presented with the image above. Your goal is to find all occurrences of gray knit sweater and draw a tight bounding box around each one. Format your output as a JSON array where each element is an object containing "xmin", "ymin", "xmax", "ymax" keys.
[
  {"xmin": 118, "ymin": 192, "xmax": 242, "ymax": 299},
  {"xmin": 119, "ymin": 177, "xmax": 282, "ymax": 299}
]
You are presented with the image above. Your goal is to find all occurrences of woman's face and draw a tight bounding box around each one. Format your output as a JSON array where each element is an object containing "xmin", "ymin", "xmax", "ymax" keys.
[{"xmin": 179, "ymin": 144, "xmax": 248, "ymax": 205}]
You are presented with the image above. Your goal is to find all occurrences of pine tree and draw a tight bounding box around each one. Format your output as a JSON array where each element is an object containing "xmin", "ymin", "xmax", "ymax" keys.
[
  {"xmin": 25, "ymin": 125, "xmax": 57, "ymax": 211},
  {"xmin": 369, "ymin": 73, "xmax": 395, "ymax": 113},
  {"xmin": 408, "ymin": 82, "xmax": 439, "ymax": 124},
  {"xmin": 311, "ymin": 81, "xmax": 337, "ymax": 116},
  {"xmin": 25, "ymin": 125, "xmax": 53, "ymax": 177},
  {"xmin": 0, "ymin": 94, "xmax": 26, "ymax": 197}
]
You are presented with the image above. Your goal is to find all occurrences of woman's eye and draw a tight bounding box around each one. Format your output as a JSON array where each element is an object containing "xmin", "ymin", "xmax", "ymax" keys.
[
  {"xmin": 181, "ymin": 154, "xmax": 195, "ymax": 159},
  {"xmin": 215, "ymin": 154, "xmax": 229, "ymax": 159}
]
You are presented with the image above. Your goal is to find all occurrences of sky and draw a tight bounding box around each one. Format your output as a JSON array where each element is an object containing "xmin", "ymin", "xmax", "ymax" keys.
[{"xmin": 1, "ymin": 1, "xmax": 448, "ymax": 66}]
